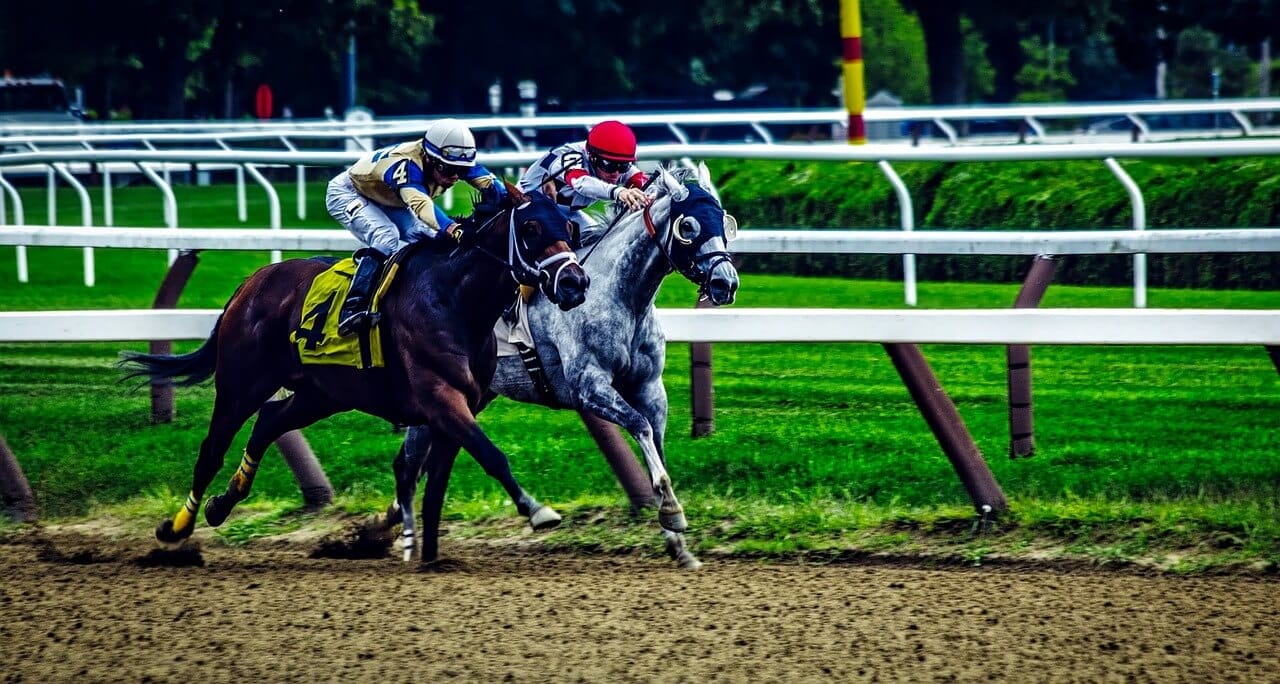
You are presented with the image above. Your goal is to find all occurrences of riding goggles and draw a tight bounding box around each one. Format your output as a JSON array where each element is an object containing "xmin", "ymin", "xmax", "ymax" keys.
[
  {"xmin": 436, "ymin": 145, "xmax": 477, "ymax": 163},
  {"xmin": 592, "ymin": 156, "xmax": 630, "ymax": 174}
]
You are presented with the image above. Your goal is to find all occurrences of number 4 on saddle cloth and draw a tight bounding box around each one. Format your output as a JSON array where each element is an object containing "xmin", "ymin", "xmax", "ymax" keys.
[{"xmin": 288, "ymin": 254, "xmax": 405, "ymax": 370}]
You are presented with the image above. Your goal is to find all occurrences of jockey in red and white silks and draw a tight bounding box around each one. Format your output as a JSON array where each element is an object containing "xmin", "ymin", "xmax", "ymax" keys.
[{"xmin": 518, "ymin": 120, "xmax": 651, "ymax": 242}]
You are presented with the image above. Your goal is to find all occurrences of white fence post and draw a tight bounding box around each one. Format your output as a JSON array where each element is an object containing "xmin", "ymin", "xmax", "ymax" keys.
[
  {"xmin": 132, "ymin": 163, "xmax": 180, "ymax": 264},
  {"xmin": 0, "ymin": 172, "xmax": 25, "ymax": 283},
  {"xmin": 44, "ymin": 162, "xmax": 95, "ymax": 286},
  {"xmin": 878, "ymin": 160, "xmax": 916, "ymax": 306},
  {"xmin": 1104, "ymin": 157, "xmax": 1148, "ymax": 308}
]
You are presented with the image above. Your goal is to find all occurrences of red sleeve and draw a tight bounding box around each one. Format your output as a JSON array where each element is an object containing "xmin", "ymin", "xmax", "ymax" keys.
[
  {"xmin": 625, "ymin": 172, "xmax": 648, "ymax": 189},
  {"xmin": 564, "ymin": 168, "xmax": 589, "ymax": 185}
]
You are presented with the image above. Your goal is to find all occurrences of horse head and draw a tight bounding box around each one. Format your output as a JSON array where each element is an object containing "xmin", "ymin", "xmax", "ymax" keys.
[
  {"xmin": 471, "ymin": 180, "xmax": 590, "ymax": 310},
  {"xmin": 646, "ymin": 163, "xmax": 740, "ymax": 305}
]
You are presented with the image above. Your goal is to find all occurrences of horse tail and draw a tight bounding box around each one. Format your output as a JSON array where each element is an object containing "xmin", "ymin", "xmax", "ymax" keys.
[{"xmin": 117, "ymin": 312, "xmax": 224, "ymax": 388}]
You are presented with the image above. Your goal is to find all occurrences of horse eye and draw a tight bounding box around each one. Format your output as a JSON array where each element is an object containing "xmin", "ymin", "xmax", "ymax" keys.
[
  {"xmin": 521, "ymin": 220, "xmax": 540, "ymax": 237},
  {"xmin": 675, "ymin": 216, "xmax": 700, "ymax": 244},
  {"xmin": 722, "ymin": 213, "xmax": 739, "ymax": 242}
]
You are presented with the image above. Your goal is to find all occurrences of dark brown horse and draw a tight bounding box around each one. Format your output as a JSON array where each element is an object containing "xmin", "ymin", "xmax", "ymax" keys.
[{"xmin": 120, "ymin": 183, "xmax": 589, "ymax": 548}]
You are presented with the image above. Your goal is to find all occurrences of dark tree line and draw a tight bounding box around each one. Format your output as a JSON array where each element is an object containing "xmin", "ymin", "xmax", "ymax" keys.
[{"xmin": 0, "ymin": 1, "xmax": 1274, "ymax": 120}]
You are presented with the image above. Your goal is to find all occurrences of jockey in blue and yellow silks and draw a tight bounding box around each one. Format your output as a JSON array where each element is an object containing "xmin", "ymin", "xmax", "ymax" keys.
[{"xmin": 325, "ymin": 118, "xmax": 506, "ymax": 336}]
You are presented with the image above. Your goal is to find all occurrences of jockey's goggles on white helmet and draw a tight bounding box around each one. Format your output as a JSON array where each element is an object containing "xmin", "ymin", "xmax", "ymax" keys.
[{"xmin": 422, "ymin": 118, "xmax": 478, "ymax": 175}]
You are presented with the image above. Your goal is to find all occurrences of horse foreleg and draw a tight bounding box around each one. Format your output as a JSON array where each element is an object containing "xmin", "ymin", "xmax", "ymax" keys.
[
  {"xmin": 578, "ymin": 411, "xmax": 656, "ymax": 512},
  {"xmin": 580, "ymin": 392, "xmax": 685, "ymax": 534},
  {"xmin": 204, "ymin": 392, "xmax": 337, "ymax": 528},
  {"xmin": 430, "ymin": 391, "xmax": 560, "ymax": 532},
  {"xmin": 663, "ymin": 529, "xmax": 703, "ymax": 570},
  {"xmin": 585, "ymin": 400, "xmax": 700, "ymax": 570}
]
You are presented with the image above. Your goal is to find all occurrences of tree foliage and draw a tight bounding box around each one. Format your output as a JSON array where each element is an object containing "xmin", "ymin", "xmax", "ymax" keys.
[
  {"xmin": 861, "ymin": 0, "xmax": 931, "ymax": 104},
  {"xmin": 0, "ymin": 1, "xmax": 1275, "ymax": 118},
  {"xmin": 1014, "ymin": 36, "xmax": 1076, "ymax": 102}
]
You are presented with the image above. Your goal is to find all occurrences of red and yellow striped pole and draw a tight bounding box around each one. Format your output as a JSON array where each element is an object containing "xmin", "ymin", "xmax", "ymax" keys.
[{"xmin": 840, "ymin": 0, "xmax": 866, "ymax": 145}]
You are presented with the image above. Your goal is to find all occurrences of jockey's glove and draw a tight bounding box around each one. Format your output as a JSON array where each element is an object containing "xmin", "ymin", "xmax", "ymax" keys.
[
  {"xmin": 444, "ymin": 224, "xmax": 466, "ymax": 245},
  {"xmin": 614, "ymin": 186, "xmax": 651, "ymax": 211},
  {"xmin": 421, "ymin": 223, "xmax": 464, "ymax": 253},
  {"xmin": 473, "ymin": 181, "xmax": 507, "ymax": 216}
]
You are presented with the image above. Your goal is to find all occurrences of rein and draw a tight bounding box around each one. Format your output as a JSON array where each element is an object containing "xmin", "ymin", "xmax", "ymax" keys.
[
  {"xmin": 577, "ymin": 175, "xmax": 732, "ymax": 296},
  {"xmin": 467, "ymin": 204, "xmax": 580, "ymax": 297},
  {"xmin": 577, "ymin": 172, "xmax": 661, "ymax": 267},
  {"xmin": 643, "ymin": 199, "xmax": 734, "ymax": 295}
]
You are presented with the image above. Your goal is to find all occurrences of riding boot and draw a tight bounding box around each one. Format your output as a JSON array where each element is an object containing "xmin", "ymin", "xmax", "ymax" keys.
[{"xmin": 337, "ymin": 252, "xmax": 384, "ymax": 336}]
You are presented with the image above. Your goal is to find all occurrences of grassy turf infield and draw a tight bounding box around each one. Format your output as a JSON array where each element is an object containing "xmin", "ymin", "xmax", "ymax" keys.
[{"xmin": 0, "ymin": 178, "xmax": 1277, "ymax": 571}]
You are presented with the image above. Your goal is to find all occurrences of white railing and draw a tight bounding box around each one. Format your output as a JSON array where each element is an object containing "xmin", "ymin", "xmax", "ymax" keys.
[
  {"xmin": 5, "ymin": 226, "xmax": 1280, "ymax": 256},
  {"xmin": 4, "ymin": 139, "xmax": 1280, "ymax": 303},
  {"xmin": 0, "ymin": 226, "xmax": 1275, "ymax": 348},
  {"xmin": 2, "ymin": 308, "xmax": 1276, "ymax": 346},
  {"xmin": 2, "ymin": 98, "xmax": 1279, "ymax": 147}
]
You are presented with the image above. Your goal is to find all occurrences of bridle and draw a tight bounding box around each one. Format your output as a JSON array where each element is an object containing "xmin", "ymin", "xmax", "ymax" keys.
[
  {"xmin": 467, "ymin": 200, "xmax": 580, "ymax": 299},
  {"xmin": 578, "ymin": 177, "xmax": 734, "ymax": 296},
  {"xmin": 642, "ymin": 192, "xmax": 734, "ymax": 295}
]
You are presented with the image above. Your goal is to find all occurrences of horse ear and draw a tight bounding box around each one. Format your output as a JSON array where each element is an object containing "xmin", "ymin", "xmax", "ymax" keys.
[
  {"xmin": 660, "ymin": 165, "xmax": 688, "ymax": 201},
  {"xmin": 697, "ymin": 161, "xmax": 723, "ymax": 204},
  {"xmin": 505, "ymin": 180, "xmax": 528, "ymax": 206}
]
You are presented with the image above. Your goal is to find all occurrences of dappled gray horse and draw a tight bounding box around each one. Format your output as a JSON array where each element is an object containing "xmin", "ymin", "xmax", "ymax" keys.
[{"xmin": 394, "ymin": 163, "xmax": 739, "ymax": 568}]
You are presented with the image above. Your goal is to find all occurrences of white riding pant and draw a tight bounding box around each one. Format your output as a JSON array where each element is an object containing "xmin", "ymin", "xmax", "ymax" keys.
[{"xmin": 325, "ymin": 172, "xmax": 437, "ymax": 258}]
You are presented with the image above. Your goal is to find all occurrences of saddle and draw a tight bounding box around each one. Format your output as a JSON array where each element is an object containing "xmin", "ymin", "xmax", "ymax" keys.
[
  {"xmin": 494, "ymin": 290, "xmax": 560, "ymax": 407},
  {"xmin": 288, "ymin": 252, "xmax": 410, "ymax": 370}
]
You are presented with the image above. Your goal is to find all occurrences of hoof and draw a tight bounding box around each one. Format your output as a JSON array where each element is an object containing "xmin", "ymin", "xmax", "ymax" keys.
[
  {"xmin": 659, "ymin": 509, "xmax": 688, "ymax": 533},
  {"xmin": 203, "ymin": 495, "xmax": 233, "ymax": 527},
  {"xmin": 529, "ymin": 505, "xmax": 562, "ymax": 531},
  {"xmin": 301, "ymin": 487, "xmax": 333, "ymax": 512},
  {"xmin": 417, "ymin": 557, "xmax": 471, "ymax": 573},
  {"xmin": 676, "ymin": 552, "xmax": 703, "ymax": 570},
  {"xmin": 155, "ymin": 519, "xmax": 192, "ymax": 546}
]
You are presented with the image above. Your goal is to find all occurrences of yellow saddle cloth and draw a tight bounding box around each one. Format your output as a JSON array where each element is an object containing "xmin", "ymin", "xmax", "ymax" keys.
[{"xmin": 290, "ymin": 258, "xmax": 394, "ymax": 369}]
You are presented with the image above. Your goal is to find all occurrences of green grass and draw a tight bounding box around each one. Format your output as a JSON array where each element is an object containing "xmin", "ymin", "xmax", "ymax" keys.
[{"xmin": 1, "ymin": 180, "xmax": 1278, "ymax": 571}]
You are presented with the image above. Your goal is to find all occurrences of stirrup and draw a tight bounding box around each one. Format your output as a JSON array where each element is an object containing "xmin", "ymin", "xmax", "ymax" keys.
[{"xmin": 337, "ymin": 310, "xmax": 372, "ymax": 337}]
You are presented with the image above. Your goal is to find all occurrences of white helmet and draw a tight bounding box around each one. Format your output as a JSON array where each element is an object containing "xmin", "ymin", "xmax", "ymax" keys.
[{"xmin": 422, "ymin": 118, "xmax": 477, "ymax": 167}]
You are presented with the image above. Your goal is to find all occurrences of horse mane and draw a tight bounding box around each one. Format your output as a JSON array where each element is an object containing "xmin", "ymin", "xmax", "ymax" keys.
[{"xmin": 597, "ymin": 164, "xmax": 698, "ymax": 227}]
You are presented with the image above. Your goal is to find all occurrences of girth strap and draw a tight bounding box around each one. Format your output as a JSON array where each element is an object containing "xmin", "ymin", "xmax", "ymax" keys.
[{"xmin": 514, "ymin": 342, "xmax": 561, "ymax": 408}]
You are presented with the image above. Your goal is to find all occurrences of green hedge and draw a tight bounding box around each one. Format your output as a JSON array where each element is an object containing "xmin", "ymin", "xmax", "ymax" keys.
[{"xmin": 709, "ymin": 157, "xmax": 1280, "ymax": 289}]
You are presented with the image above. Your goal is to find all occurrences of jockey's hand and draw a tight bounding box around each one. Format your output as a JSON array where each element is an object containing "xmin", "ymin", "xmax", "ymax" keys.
[
  {"xmin": 474, "ymin": 183, "xmax": 504, "ymax": 215},
  {"xmin": 422, "ymin": 223, "xmax": 463, "ymax": 253},
  {"xmin": 615, "ymin": 186, "xmax": 651, "ymax": 211},
  {"xmin": 443, "ymin": 223, "xmax": 465, "ymax": 245}
]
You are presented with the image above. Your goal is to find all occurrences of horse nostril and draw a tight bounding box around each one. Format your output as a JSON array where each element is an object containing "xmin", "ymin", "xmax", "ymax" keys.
[{"xmin": 709, "ymin": 278, "xmax": 737, "ymax": 305}]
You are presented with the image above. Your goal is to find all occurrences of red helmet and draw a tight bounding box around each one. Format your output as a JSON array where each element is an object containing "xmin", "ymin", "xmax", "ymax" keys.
[{"xmin": 586, "ymin": 120, "xmax": 637, "ymax": 162}]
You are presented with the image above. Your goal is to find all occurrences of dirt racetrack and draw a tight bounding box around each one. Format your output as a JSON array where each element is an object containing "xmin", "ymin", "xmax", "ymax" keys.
[{"xmin": 1, "ymin": 528, "xmax": 1277, "ymax": 683}]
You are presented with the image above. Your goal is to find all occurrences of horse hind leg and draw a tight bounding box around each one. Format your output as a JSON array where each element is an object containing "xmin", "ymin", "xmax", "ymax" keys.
[
  {"xmin": 204, "ymin": 391, "xmax": 338, "ymax": 528},
  {"xmin": 157, "ymin": 385, "xmax": 276, "ymax": 545},
  {"xmin": 389, "ymin": 426, "xmax": 435, "ymax": 562}
]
